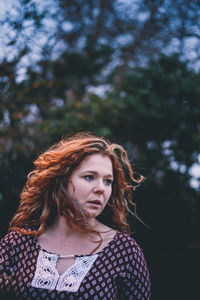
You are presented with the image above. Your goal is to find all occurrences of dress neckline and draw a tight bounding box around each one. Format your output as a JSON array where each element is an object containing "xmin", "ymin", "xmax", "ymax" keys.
[{"xmin": 34, "ymin": 231, "xmax": 120, "ymax": 258}]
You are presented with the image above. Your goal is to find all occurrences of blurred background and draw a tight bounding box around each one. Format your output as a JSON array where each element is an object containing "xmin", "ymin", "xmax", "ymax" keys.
[{"xmin": 0, "ymin": 0, "xmax": 200, "ymax": 299}]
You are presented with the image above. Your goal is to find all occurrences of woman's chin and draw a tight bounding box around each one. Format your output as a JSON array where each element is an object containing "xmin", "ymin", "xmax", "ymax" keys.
[{"xmin": 85, "ymin": 209, "xmax": 101, "ymax": 219}]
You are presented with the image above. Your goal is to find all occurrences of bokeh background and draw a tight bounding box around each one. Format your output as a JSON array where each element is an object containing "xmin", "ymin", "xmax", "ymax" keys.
[{"xmin": 0, "ymin": 1, "xmax": 200, "ymax": 299}]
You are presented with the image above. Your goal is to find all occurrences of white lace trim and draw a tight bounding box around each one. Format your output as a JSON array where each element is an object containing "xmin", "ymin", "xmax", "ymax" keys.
[{"xmin": 31, "ymin": 249, "xmax": 98, "ymax": 292}]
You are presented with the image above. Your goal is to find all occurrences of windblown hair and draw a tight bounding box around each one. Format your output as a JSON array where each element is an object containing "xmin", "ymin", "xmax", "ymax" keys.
[{"xmin": 9, "ymin": 132, "xmax": 144, "ymax": 244}]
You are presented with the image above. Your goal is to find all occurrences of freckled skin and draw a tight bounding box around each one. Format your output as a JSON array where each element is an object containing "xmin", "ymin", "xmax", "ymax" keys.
[{"xmin": 66, "ymin": 154, "xmax": 113, "ymax": 219}]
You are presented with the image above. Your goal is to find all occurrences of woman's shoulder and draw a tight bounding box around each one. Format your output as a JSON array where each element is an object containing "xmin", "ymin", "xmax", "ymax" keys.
[
  {"xmin": 1, "ymin": 229, "xmax": 21, "ymax": 244},
  {"xmin": 112, "ymin": 231, "xmax": 148, "ymax": 261},
  {"xmin": 115, "ymin": 231, "xmax": 142, "ymax": 249},
  {"xmin": 97, "ymin": 222, "xmax": 143, "ymax": 253},
  {"xmin": 0, "ymin": 228, "xmax": 34, "ymax": 247},
  {"xmin": 114, "ymin": 232, "xmax": 150, "ymax": 274}
]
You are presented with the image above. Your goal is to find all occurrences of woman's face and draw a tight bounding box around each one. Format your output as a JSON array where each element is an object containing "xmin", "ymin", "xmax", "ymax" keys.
[{"xmin": 66, "ymin": 153, "xmax": 113, "ymax": 219}]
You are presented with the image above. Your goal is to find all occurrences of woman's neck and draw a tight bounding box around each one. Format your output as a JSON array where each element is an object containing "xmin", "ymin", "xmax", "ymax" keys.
[
  {"xmin": 45, "ymin": 216, "xmax": 75, "ymax": 238},
  {"xmin": 45, "ymin": 215, "xmax": 99, "ymax": 238},
  {"xmin": 37, "ymin": 215, "xmax": 116, "ymax": 256}
]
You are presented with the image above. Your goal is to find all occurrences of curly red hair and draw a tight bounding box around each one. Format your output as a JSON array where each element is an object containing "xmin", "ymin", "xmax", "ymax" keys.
[{"xmin": 9, "ymin": 132, "xmax": 144, "ymax": 239}]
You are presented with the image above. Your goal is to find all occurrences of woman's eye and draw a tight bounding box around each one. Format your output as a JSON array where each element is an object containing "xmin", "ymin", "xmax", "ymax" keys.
[
  {"xmin": 84, "ymin": 175, "xmax": 94, "ymax": 181},
  {"xmin": 104, "ymin": 179, "xmax": 113, "ymax": 186}
]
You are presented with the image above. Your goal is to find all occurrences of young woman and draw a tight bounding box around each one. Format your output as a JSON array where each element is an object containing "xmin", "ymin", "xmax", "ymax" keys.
[{"xmin": 0, "ymin": 132, "xmax": 151, "ymax": 299}]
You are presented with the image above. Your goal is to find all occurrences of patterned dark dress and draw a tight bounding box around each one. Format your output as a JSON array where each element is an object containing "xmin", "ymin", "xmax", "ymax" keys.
[{"xmin": 0, "ymin": 229, "xmax": 151, "ymax": 299}]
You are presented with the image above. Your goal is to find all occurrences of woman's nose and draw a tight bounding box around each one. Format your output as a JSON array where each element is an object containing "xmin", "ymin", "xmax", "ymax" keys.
[{"xmin": 93, "ymin": 180, "xmax": 105, "ymax": 194}]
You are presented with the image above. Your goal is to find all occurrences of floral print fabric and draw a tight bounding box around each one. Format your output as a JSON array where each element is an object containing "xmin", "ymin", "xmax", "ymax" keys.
[{"xmin": 0, "ymin": 229, "xmax": 151, "ymax": 299}]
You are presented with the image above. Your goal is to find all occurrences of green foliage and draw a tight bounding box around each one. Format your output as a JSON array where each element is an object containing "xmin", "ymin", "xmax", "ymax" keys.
[
  {"xmin": 1, "ymin": 54, "xmax": 199, "ymax": 230},
  {"xmin": 109, "ymin": 54, "xmax": 200, "ymax": 163},
  {"xmin": 1, "ymin": 2, "xmax": 200, "ymax": 298}
]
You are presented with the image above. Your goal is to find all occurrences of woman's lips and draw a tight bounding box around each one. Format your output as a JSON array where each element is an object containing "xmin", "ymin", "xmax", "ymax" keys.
[{"xmin": 87, "ymin": 200, "xmax": 102, "ymax": 206}]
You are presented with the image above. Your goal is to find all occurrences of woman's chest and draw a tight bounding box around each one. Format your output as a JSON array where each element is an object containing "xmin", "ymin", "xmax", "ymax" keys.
[{"xmin": 11, "ymin": 244, "xmax": 125, "ymax": 299}]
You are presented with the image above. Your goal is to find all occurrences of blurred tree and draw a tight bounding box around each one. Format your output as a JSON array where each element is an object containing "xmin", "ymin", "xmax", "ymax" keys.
[
  {"xmin": 105, "ymin": 54, "xmax": 200, "ymax": 249},
  {"xmin": 1, "ymin": 0, "xmax": 200, "ymax": 239},
  {"xmin": 1, "ymin": 53, "xmax": 199, "ymax": 243},
  {"xmin": 1, "ymin": 2, "xmax": 200, "ymax": 299},
  {"xmin": 1, "ymin": 0, "xmax": 200, "ymax": 86}
]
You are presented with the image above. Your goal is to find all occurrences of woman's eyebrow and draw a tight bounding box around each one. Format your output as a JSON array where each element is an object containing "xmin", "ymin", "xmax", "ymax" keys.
[{"xmin": 80, "ymin": 170, "xmax": 113, "ymax": 178}]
